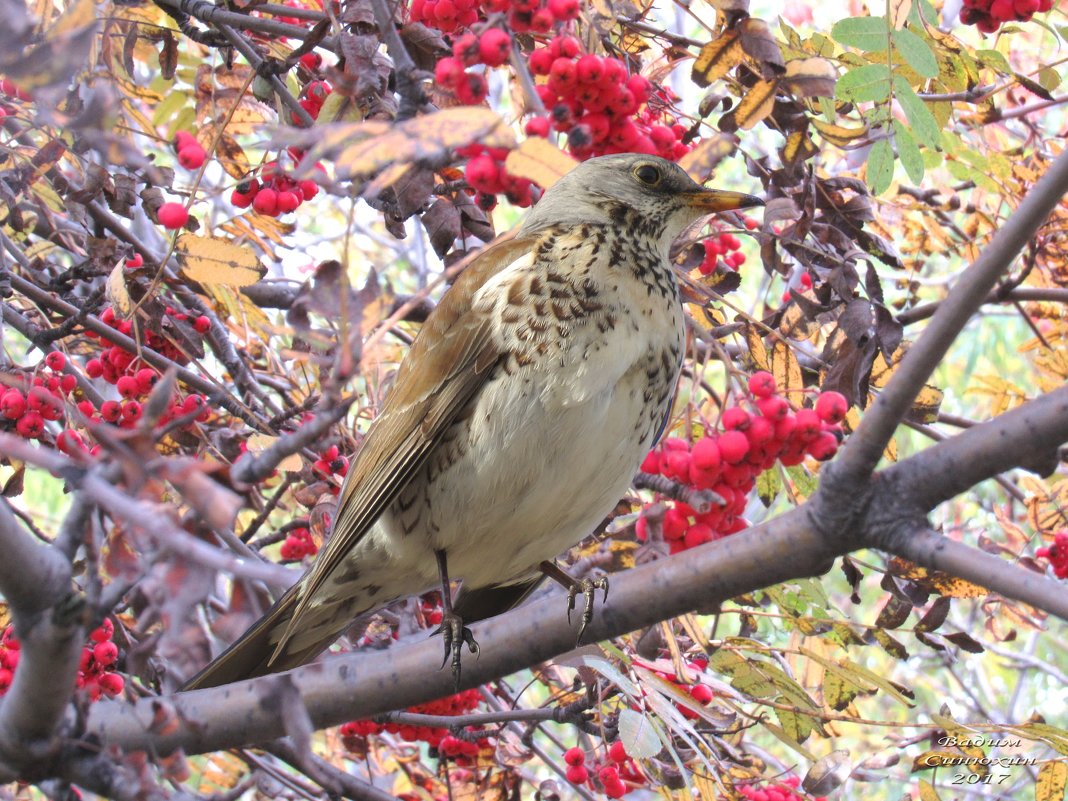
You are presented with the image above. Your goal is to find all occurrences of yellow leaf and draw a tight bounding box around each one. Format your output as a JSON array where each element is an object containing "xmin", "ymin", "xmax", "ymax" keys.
[
  {"xmin": 503, "ymin": 137, "xmax": 579, "ymax": 189},
  {"xmin": 734, "ymin": 79, "xmax": 778, "ymax": 130},
  {"xmin": 106, "ymin": 262, "xmax": 134, "ymax": 317},
  {"xmin": 782, "ymin": 57, "xmax": 837, "ymax": 98},
  {"xmin": 1037, "ymin": 761, "xmax": 1068, "ymax": 801},
  {"xmin": 770, "ymin": 339, "xmax": 803, "ymax": 405},
  {"xmin": 678, "ymin": 133, "xmax": 738, "ymax": 182},
  {"xmin": 745, "ymin": 324, "xmax": 770, "ymax": 371},
  {"xmin": 917, "ymin": 779, "xmax": 941, "ymax": 800},
  {"xmin": 42, "ymin": 0, "xmax": 94, "ymax": 38},
  {"xmin": 176, "ymin": 234, "xmax": 266, "ymax": 287},
  {"xmin": 811, "ymin": 118, "xmax": 869, "ymax": 148},
  {"xmin": 691, "ymin": 30, "xmax": 744, "ymax": 87}
]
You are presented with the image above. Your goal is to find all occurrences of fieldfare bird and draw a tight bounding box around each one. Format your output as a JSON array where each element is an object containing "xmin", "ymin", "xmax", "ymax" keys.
[{"xmin": 185, "ymin": 153, "xmax": 762, "ymax": 690}]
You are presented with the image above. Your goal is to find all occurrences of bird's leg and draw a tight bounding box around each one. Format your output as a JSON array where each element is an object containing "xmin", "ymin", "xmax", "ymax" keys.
[
  {"xmin": 432, "ymin": 549, "xmax": 478, "ymax": 689},
  {"xmin": 538, "ymin": 560, "xmax": 609, "ymax": 643}
]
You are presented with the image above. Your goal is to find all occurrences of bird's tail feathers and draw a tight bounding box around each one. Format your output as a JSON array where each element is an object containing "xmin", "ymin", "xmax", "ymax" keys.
[{"xmin": 183, "ymin": 582, "xmax": 306, "ymax": 691}]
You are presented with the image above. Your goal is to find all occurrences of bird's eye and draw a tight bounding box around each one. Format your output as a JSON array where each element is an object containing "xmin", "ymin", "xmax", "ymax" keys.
[{"xmin": 634, "ymin": 164, "xmax": 661, "ymax": 186}]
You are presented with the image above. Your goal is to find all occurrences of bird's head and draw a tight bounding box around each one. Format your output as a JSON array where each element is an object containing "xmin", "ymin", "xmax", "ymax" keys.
[{"xmin": 521, "ymin": 153, "xmax": 764, "ymax": 248}]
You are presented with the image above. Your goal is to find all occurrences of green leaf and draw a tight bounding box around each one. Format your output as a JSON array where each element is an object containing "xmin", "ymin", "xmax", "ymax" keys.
[
  {"xmin": 756, "ymin": 468, "xmax": 781, "ymax": 507},
  {"xmin": 831, "ymin": 17, "xmax": 890, "ymax": 51},
  {"xmin": 785, "ymin": 464, "xmax": 818, "ymax": 499},
  {"xmin": 867, "ymin": 137, "xmax": 895, "ymax": 195},
  {"xmin": 836, "ymin": 64, "xmax": 892, "ymax": 103},
  {"xmin": 617, "ymin": 708, "xmax": 662, "ymax": 759},
  {"xmin": 976, "ymin": 48, "xmax": 1011, "ymax": 74},
  {"xmin": 894, "ymin": 77, "xmax": 941, "ymax": 145},
  {"xmin": 893, "ymin": 120, "xmax": 924, "ymax": 184},
  {"xmin": 892, "ymin": 28, "xmax": 938, "ymax": 78}
]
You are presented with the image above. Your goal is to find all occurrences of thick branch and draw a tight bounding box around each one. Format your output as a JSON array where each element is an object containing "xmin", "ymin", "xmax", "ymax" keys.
[
  {"xmin": 837, "ymin": 146, "xmax": 1068, "ymax": 479},
  {"xmin": 880, "ymin": 525, "xmax": 1068, "ymax": 621},
  {"xmin": 882, "ymin": 383, "xmax": 1068, "ymax": 511},
  {"xmin": 0, "ymin": 501, "xmax": 71, "ymax": 617},
  {"xmin": 83, "ymin": 506, "xmax": 834, "ymax": 754}
]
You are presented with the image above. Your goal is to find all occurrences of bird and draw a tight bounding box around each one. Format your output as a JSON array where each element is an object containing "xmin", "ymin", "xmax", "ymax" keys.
[{"xmin": 184, "ymin": 153, "xmax": 762, "ymax": 690}]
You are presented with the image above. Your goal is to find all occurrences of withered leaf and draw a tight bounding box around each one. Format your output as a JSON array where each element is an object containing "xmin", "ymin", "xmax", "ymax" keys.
[
  {"xmin": 421, "ymin": 198, "xmax": 462, "ymax": 257},
  {"xmin": 782, "ymin": 57, "xmax": 837, "ymax": 97},
  {"xmin": 733, "ymin": 79, "xmax": 778, "ymax": 130},
  {"xmin": 678, "ymin": 133, "xmax": 739, "ymax": 182},
  {"xmin": 691, "ymin": 30, "xmax": 744, "ymax": 88},
  {"xmin": 738, "ymin": 18, "xmax": 785, "ymax": 76}
]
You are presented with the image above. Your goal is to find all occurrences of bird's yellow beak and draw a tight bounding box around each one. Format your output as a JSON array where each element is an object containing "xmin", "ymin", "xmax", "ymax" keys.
[{"xmin": 683, "ymin": 189, "xmax": 764, "ymax": 213}]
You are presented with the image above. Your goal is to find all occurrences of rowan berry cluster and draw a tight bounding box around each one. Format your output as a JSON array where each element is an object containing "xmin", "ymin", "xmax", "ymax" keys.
[
  {"xmin": 525, "ymin": 36, "xmax": 690, "ymax": 161},
  {"xmin": 340, "ymin": 688, "xmax": 493, "ymax": 763},
  {"xmin": 460, "ymin": 144, "xmax": 536, "ymax": 210},
  {"xmin": 231, "ymin": 158, "xmax": 321, "ymax": 217},
  {"xmin": 290, "ymin": 79, "xmax": 332, "ymax": 125},
  {"xmin": 564, "ymin": 742, "xmax": 644, "ymax": 798},
  {"xmin": 1, "ymin": 353, "xmax": 77, "ymax": 440},
  {"xmin": 434, "ymin": 28, "xmax": 512, "ymax": 105},
  {"xmin": 698, "ymin": 221, "xmax": 758, "ymax": 275},
  {"xmin": 1036, "ymin": 530, "xmax": 1068, "ymax": 579},
  {"xmin": 279, "ymin": 527, "xmax": 318, "ymax": 562},
  {"xmin": 0, "ymin": 620, "xmax": 124, "ymax": 701},
  {"xmin": 738, "ymin": 775, "xmax": 825, "ymax": 801},
  {"xmin": 411, "ymin": 0, "xmax": 576, "ymax": 34},
  {"xmin": 637, "ymin": 375, "xmax": 848, "ymax": 554},
  {"xmin": 173, "ymin": 131, "xmax": 206, "ymax": 171},
  {"xmin": 960, "ymin": 0, "xmax": 1054, "ymax": 32}
]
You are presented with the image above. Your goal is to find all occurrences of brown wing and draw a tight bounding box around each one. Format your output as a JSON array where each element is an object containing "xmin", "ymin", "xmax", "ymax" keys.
[{"xmin": 270, "ymin": 234, "xmax": 534, "ymax": 662}]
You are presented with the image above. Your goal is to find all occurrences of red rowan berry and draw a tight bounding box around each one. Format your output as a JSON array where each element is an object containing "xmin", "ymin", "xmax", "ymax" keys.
[
  {"xmin": 157, "ymin": 203, "xmax": 189, "ymax": 230},
  {"xmin": 121, "ymin": 401, "xmax": 142, "ymax": 421},
  {"xmin": 253, "ymin": 188, "xmax": 279, "ymax": 216},
  {"xmin": 717, "ymin": 430, "xmax": 749, "ymax": 464},
  {"xmin": 98, "ymin": 672, "xmax": 125, "ymax": 696},
  {"xmin": 478, "ymin": 29, "xmax": 511, "ymax": 67},
  {"xmin": 564, "ymin": 747, "xmax": 586, "ymax": 766},
  {"xmin": 756, "ymin": 396, "xmax": 789, "ymax": 421},
  {"xmin": 722, "ymin": 407, "xmax": 751, "ymax": 430},
  {"xmin": 807, "ymin": 431, "xmax": 839, "ymax": 461},
  {"xmin": 815, "ymin": 390, "xmax": 848, "ymax": 424},
  {"xmin": 1, "ymin": 389, "xmax": 25, "ymax": 419},
  {"xmin": 93, "ymin": 640, "xmax": 119, "ymax": 666},
  {"xmin": 548, "ymin": 0, "xmax": 579, "ymax": 19},
  {"xmin": 565, "ymin": 765, "xmax": 589, "ymax": 784},
  {"xmin": 177, "ymin": 145, "xmax": 206, "ymax": 170},
  {"xmin": 689, "ymin": 683, "xmax": 713, "ymax": 703},
  {"xmin": 45, "ymin": 351, "xmax": 66, "ymax": 371},
  {"xmin": 434, "ymin": 56, "xmax": 465, "ymax": 88},
  {"xmin": 608, "ymin": 740, "xmax": 627, "ymax": 763},
  {"xmin": 100, "ymin": 400, "xmax": 122, "ymax": 422},
  {"xmin": 691, "ymin": 437, "xmax": 721, "ymax": 471},
  {"xmin": 116, "ymin": 375, "xmax": 138, "ymax": 398},
  {"xmin": 16, "ymin": 412, "xmax": 44, "ymax": 439}
]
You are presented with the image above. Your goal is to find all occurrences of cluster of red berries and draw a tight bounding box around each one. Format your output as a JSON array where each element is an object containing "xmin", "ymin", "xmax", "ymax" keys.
[
  {"xmin": 1, "ymin": 353, "xmax": 78, "ymax": 440},
  {"xmin": 231, "ymin": 159, "xmax": 320, "ymax": 217},
  {"xmin": 173, "ymin": 131, "xmax": 206, "ymax": 171},
  {"xmin": 1036, "ymin": 531, "xmax": 1068, "ymax": 579},
  {"xmin": 525, "ymin": 35, "xmax": 690, "ymax": 161},
  {"xmin": 341, "ymin": 688, "xmax": 492, "ymax": 763},
  {"xmin": 0, "ymin": 621, "xmax": 124, "ymax": 701},
  {"xmin": 642, "ymin": 656, "xmax": 717, "ymax": 720},
  {"xmin": 279, "ymin": 527, "xmax": 318, "ymax": 562},
  {"xmin": 737, "ymin": 775, "xmax": 825, "ymax": 801},
  {"xmin": 637, "ymin": 375, "xmax": 848, "ymax": 555},
  {"xmin": 434, "ymin": 28, "xmax": 512, "ymax": 105},
  {"xmin": 460, "ymin": 144, "xmax": 537, "ymax": 210},
  {"xmin": 698, "ymin": 223, "xmax": 758, "ymax": 276},
  {"xmin": 960, "ymin": 0, "xmax": 1054, "ymax": 32},
  {"xmin": 411, "ymin": 0, "xmax": 576, "ymax": 34},
  {"xmin": 312, "ymin": 444, "xmax": 350, "ymax": 484},
  {"xmin": 563, "ymin": 741, "xmax": 644, "ymax": 798},
  {"xmin": 290, "ymin": 79, "xmax": 332, "ymax": 125},
  {"xmin": 87, "ymin": 304, "xmax": 204, "ymax": 372}
]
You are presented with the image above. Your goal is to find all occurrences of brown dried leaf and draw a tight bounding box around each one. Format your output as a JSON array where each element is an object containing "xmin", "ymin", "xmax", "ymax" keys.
[
  {"xmin": 738, "ymin": 17, "xmax": 784, "ymax": 75},
  {"xmin": 678, "ymin": 133, "xmax": 738, "ymax": 182}
]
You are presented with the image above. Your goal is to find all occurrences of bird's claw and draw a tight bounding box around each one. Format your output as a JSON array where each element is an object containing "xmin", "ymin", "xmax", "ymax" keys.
[
  {"xmin": 566, "ymin": 576, "xmax": 609, "ymax": 643},
  {"xmin": 432, "ymin": 611, "xmax": 479, "ymax": 690}
]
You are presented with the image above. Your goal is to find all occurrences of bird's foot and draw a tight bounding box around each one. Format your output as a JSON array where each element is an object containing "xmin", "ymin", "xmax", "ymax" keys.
[
  {"xmin": 567, "ymin": 576, "xmax": 609, "ymax": 644},
  {"xmin": 432, "ymin": 610, "xmax": 479, "ymax": 690}
]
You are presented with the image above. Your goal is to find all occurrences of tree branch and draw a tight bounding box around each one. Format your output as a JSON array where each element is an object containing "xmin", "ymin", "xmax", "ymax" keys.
[{"xmin": 881, "ymin": 525, "xmax": 1068, "ymax": 620}]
